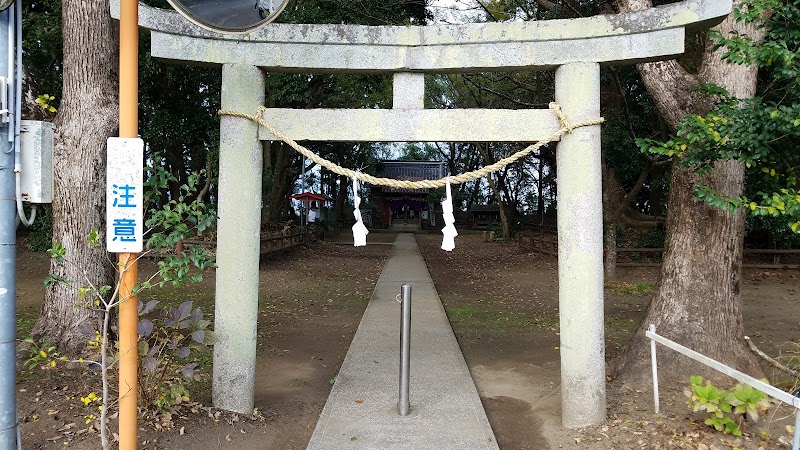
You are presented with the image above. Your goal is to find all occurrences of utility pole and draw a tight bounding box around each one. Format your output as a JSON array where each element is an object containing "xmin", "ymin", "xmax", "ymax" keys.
[{"xmin": 0, "ymin": 3, "xmax": 17, "ymax": 449}]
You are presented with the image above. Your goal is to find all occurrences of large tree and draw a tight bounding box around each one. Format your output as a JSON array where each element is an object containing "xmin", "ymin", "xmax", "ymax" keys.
[
  {"xmin": 612, "ymin": 0, "xmax": 766, "ymax": 384},
  {"xmin": 31, "ymin": 0, "xmax": 118, "ymax": 354}
]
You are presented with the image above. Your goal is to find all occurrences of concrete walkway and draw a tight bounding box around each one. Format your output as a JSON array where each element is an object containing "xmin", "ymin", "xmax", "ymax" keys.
[{"xmin": 307, "ymin": 233, "xmax": 499, "ymax": 450}]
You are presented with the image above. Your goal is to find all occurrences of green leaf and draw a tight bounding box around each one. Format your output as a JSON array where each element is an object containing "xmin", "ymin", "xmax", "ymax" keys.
[
  {"xmin": 203, "ymin": 330, "xmax": 218, "ymax": 346},
  {"xmin": 87, "ymin": 229, "xmax": 101, "ymax": 248},
  {"xmin": 44, "ymin": 274, "xmax": 70, "ymax": 288},
  {"xmin": 47, "ymin": 242, "xmax": 67, "ymax": 262}
]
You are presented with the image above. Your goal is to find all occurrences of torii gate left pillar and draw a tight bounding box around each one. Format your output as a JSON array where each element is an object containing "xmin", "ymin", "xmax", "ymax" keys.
[{"xmin": 212, "ymin": 64, "xmax": 265, "ymax": 413}]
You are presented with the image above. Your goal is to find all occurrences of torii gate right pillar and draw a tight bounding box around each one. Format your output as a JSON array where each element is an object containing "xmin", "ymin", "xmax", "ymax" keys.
[{"xmin": 555, "ymin": 62, "xmax": 606, "ymax": 427}]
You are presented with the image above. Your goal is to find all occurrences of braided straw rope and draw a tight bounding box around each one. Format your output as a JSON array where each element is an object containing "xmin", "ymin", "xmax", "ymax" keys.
[{"xmin": 218, "ymin": 102, "xmax": 604, "ymax": 189}]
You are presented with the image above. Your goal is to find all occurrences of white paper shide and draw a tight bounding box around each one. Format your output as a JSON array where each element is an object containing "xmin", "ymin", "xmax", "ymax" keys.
[
  {"xmin": 351, "ymin": 177, "xmax": 369, "ymax": 247},
  {"xmin": 441, "ymin": 177, "xmax": 458, "ymax": 251}
]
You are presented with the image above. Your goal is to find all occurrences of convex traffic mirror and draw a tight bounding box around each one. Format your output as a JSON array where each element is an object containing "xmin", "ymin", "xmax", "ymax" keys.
[{"xmin": 166, "ymin": 0, "xmax": 289, "ymax": 34}]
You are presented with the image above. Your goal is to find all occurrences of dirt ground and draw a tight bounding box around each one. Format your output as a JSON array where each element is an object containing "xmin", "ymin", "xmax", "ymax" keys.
[
  {"xmin": 12, "ymin": 231, "xmax": 800, "ymax": 449},
  {"xmin": 416, "ymin": 233, "xmax": 800, "ymax": 450}
]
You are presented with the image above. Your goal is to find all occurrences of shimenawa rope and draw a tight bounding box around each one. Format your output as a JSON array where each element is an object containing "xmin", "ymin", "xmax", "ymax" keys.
[{"xmin": 218, "ymin": 102, "xmax": 604, "ymax": 189}]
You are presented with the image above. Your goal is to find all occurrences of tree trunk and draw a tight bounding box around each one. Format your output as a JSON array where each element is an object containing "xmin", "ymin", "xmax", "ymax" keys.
[
  {"xmin": 602, "ymin": 160, "xmax": 654, "ymax": 280},
  {"xmin": 478, "ymin": 144, "xmax": 511, "ymax": 239},
  {"xmin": 649, "ymin": 166, "xmax": 666, "ymax": 218},
  {"xmin": 261, "ymin": 141, "xmax": 272, "ymax": 225},
  {"xmin": 32, "ymin": 0, "xmax": 118, "ymax": 356},
  {"xmin": 603, "ymin": 224, "xmax": 618, "ymax": 279},
  {"xmin": 613, "ymin": 0, "xmax": 764, "ymax": 385},
  {"xmin": 265, "ymin": 141, "xmax": 294, "ymax": 223},
  {"xmin": 617, "ymin": 160, "xmax": 759, "ymax": 385},
  {"xmin": 537, "ymin": 158, "xmax": 544, "ymax": 217},
  {"xmin": 165, "ymin": 147, "xmax": 188, "ymax": 202},
  {"xmin": 195, "ymin": 155, "xmax": 213, "ymax": 204},
  {"xmin": 333, "ymin": 175, "xmax": 347, "ymax": 221},
  {"xmin": 486, "ymin": 174, "xmax": 510, "ymax": 239},
  {"xmin": 602, "ymin": 164, "xmax": 623, "ymax": 280}
]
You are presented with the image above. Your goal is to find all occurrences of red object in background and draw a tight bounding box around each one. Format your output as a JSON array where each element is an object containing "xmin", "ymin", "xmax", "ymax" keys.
[{"xmin": 290, "ymin": 192, "xmax": 326, "ymax": 202}]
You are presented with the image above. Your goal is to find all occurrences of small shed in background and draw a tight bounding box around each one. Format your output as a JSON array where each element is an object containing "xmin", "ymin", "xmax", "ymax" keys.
[
  {"xmin": 290, "ymin": 192, "xmax": 330, "ymax": 225},
  {"xmin": 470, "ymin": 204, "xmax": 500, "ymax": 229}
]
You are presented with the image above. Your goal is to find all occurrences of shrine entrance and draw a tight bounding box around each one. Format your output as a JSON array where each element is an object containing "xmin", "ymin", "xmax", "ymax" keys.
[
  {"xmin": 120, "ymin": 0, "xmax": 732, "ymax": 429},
  {"xmin": 369, "ymin": 160, "xmax": 445, "ymax": 231},
  {"xmin": 390, "ymin": 201, "xmax": 420, "ymax": 227}
]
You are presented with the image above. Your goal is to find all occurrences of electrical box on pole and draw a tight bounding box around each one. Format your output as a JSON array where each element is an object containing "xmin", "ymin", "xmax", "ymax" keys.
[{"xmin": 19, "ymin": 120, "xmax": 54, "ymax": 203}]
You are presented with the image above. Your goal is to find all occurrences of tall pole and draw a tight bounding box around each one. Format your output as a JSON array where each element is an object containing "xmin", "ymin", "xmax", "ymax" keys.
[
  {"xmin": 0, "ymin": 6, "xmax": 16, "ymax": 449},
  {"xmin": 118, "ymin": 0, "xmax": 139, "ymax": 448}
]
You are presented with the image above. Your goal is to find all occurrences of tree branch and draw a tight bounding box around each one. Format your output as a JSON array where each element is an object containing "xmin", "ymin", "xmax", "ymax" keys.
[
  {"xmin": 611, "ymin": 161, "xmax": 652, "ymax": 223},
  {"xmin": 535, "ymin": 0, "xmax": 558, "ymax": 12},
  {"xmin": 609, "ymin": 67, "xmax": 638, "ymax": 142},
  {"xmin": 620, "ymin": 213, "xmax": 661, "ymax": 228},
  {"xmin": 615, "ymin": 0, "xmax": 699, "ymax": 131},
  {"xmin": 625, "ymin": 207, "xmax": 663, "ymax": 222},
  {"xmin": 475, "ymin": 0, "xmax": 500, "ymax": 21},
  {"xmin": 195, "ymin": 156, "xmax": 213, "ymax": 203},
  {"xmin": 744, "ymin": 336, "xmax": 800, "ymax": 378}
]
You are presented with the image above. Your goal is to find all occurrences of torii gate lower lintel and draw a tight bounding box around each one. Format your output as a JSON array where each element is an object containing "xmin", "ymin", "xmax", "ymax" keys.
[{"xmin": 112, "ymin": 0, "xmax": 732, "ymax": 429}]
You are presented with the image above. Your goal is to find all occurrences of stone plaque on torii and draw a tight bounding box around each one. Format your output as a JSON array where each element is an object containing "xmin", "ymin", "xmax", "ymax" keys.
[{"xmin": 111, "ymin": 0, "xmax": 731, "ymax": 428}]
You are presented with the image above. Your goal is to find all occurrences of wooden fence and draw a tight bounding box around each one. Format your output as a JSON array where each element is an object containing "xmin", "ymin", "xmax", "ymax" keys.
[
  {"xmin": 176, "ymin": 230, "xmax": 310, "ymax": 256},
  {"xmin": 615, "ymin": 247, "xmax": 800, "ymax": 269},
  {"xmin": 517, "ymin": 225, "xmax": 558, "ymax": 256},
  {"xmin": 519, "ymin": 232, "xmax": 800, "ymax": 269}
]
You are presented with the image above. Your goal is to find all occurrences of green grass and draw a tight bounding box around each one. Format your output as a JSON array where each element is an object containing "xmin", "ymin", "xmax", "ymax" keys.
[
  {"xmin": 604, "ymin": 315, "xmax": 639, "ymax": 333},
  {"xmin": 445, "ymin": 305, "xmax": 558, "ymax": 333},
  {"xmin": 187, "ymin": 349, "xmax": 214, "ymax": 404},
  {"xmin": 605, "ymin": 281, "xmax": 654, "ymax": 296},
  {"xmin": 16, "ymin": 313, "xmax": 37, "ymax": 339},
  {"xmin": 143, "ymin": 284, "xmax": 215, "ymax": 309}
]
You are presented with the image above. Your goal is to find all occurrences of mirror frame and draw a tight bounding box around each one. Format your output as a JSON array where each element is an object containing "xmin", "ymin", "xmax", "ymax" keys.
[{"xmin": 165, "ymin": 0, "xmax": 289, "ymax": 34}]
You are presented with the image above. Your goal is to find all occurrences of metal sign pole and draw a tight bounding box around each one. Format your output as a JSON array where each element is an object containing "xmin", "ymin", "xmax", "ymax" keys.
[
  {"xmin": 118, "ymin": 0, "xmax": 139, "ymax": 448},
  {"xmin": 398, "ymin": 283, "xmax": 412, "ymax": 416}
]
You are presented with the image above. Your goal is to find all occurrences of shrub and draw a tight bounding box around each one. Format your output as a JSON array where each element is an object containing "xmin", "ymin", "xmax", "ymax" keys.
[{"xmin": 685, "ymin": 375, "xmax": 771, "ymax": 436}]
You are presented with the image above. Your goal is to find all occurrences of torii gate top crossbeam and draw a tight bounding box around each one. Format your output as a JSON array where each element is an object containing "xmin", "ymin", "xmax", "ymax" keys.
[{"xmin": 113, "ymin": 0, "xmax": 731, "ymax": 73}]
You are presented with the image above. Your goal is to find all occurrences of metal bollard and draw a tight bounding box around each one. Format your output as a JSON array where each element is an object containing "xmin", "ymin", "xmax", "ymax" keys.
[{"xmin": 398, "ymin": 283, "xmax": 412, "ymax": 416}]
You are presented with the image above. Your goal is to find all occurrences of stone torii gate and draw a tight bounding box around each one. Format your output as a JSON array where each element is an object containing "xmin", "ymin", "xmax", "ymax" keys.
[{"xmin": 113, "ymin": 0, "xmax": 731, "ymax": 428}]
